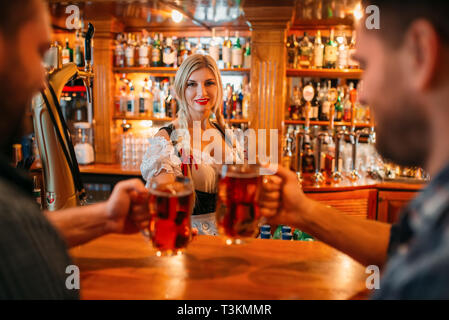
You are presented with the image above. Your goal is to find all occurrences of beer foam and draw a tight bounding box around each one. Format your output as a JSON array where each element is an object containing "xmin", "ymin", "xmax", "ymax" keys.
[{"xmin": 149, "ymin": 188, "xmax": 193, "ymax": 198}]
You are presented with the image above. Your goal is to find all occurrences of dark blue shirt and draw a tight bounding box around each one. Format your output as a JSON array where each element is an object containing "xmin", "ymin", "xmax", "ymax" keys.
[
  {"xmin": 373, "ymin": 164, "xmax": 449, "ymax": 299},
  {"xmin": 0, "ymin": 156, "xmax": 78, "ymax": 299}
]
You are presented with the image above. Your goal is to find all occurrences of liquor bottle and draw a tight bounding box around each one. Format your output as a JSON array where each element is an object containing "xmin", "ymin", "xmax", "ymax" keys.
[
  {"xmin": 160, "ymin": 82, "xmax": 169, "ymax": 118},
  {"xmin": 348, "ymin": 30, "xmax": 359, "ymax": 69},
  {"xmin": 74, "ymin": 30, "xmax": 84, "ymax": 67},
  {"xmin": 241, "ymin": 76, "xmax": 250, "ymax": 119},
  {"xmin": 126, "ymin": 85, "xmax": 137, "ymax": 117},
  {"xmin": 302, "ymin": 140, "xmax": 316, "ymax": 173},
  {"xmin": 139, "ymin": 80, "xmax": 152, "ymax": 116},
  {"xmin": 222, "ymin": 29, "xmax": 232, "ymax": 68},
  {"xmin": 152, "ymin": 82, "xmax": 161, "ymax": 117},
  {"xmin": 195, "ymin": 37, "xmax": 205, "ymax": 55},
  {"xmin": 337, "ymin": 31, "xmax": 348, "ymax": 69},
  {"xmin": 138, "ymin": 36, "xmax": 150, "ymax": 67},
  {"xmin": 313, "ymin": 30, "xmax": 324, "ymax": 69},
  {"xmin": 243, "ymin": 40, "xmax": 251, "ymax": 69},
  {"xmin": 312, "ymin": 82, "xmax": 321, "ymax": 120},
  {"xmin": 334, "ymin": 90, "xmax": 343, "ymax": 121},
  {"xmin": 343, "ymin": 83, "xmax": 353, "ymax": 122},
  {"xmin": 298, "ymin": 32, "xmax": 313, "ymax": 69},
  {"xmin": 152, "ymin": 33, "xmax": 162, "ymax": 67},
  {"xmin": 286, "ymin": 35, "xmax": 298, "ymax": 69},
  {"xmin": 209, "ymin": 28, "xmax": 220, "ymax": 63},
  {"xmin": 178, "ymin": 38, "xmax": 187, "ymax": 66},
  {"xmin": 324, "ymin": 28, "xmax": 337, "ymax": 69},
  {"xmin": 165, "ymin": 84, "xmax": 176, "ymax": 118},
  {"xmin": 125, "ymin": 33, "xmax": 135, "ymax": 67},
  {"xmin": 163, "ymin": 36, "xmax": 176, "ymax": 67},
  {"xmin": 282, "ymin": 132, "xmax": 293, "ymax": 170},
  {"xmin": 62, "ymin": 38, "xmax": 73, "ymax": 64},
  {"xmin": 223, "ymin": 84, "xmax": 233, "ymax": 119},
  {"xmin": 232, "ymin": 32, "xmax": 243, "ymax": 68},
  {"xmin": 319, "ymin": 81, "xmax": 329, "ymax": 121}
]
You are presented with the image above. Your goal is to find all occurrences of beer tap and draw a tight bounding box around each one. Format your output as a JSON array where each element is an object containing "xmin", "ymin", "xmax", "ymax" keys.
[
  {"xmin": 348, "ymin": 130, "xmax": 362, "ymax": 182},
  {"xmin": 313, "ymin": 132, "xmax": 327, "ymax": 186},
  {"xmin": 325, "ymin": 88, "xmax": 343, "ymax": 184},
  {"xmin": 348, "ymin": 85, "xmax": 361, "ymax": 182},
  {"xmin": 298, "ymin": 84, "xmax": 315, "ymax": 183},
  {"xmin": 32, "ymin": 23, "xmax": 95, "ymax": 211}
]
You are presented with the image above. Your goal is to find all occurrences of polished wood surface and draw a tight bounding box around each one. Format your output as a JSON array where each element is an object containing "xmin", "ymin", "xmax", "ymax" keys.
[{"xmin": 70, "ymin": 233, "xmax": 369, "ymax": 300}]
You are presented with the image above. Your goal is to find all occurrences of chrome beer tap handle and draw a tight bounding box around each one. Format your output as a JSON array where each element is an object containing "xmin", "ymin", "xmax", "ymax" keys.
[
  {"xmin": 312, "ymin": 132, "xmax": 327, "ymax": 186},
  {"xmin": 348, "ymin": 130, "xmax": 362, "ymax": 182},
  {"xmin": 331, "ymin": 130, "xmax": 345, "ymax": 183}
]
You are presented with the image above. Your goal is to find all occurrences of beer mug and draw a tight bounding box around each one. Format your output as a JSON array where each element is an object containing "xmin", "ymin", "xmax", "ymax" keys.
[
  {"xmin": 215, "ymin": 163, "xmax": 263, "ymax": 244},
  {"xmin": 143, "ymin": 176, "xmax": 195, "ymax": 256}
]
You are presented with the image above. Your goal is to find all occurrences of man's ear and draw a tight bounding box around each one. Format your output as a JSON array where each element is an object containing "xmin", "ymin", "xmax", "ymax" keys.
[{"xmin": 403, "ymin": 19, "xmax": 440, "ymax": 91}]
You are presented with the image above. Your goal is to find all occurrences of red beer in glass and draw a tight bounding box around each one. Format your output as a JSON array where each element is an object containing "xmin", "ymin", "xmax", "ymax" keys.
[
  {"xmin": 147, "ymin": 176, "xmax": 194, "ymax": 256},
  {"xmin": 216, "ymin": 164, "xmax": 262, "ymax": 243}
]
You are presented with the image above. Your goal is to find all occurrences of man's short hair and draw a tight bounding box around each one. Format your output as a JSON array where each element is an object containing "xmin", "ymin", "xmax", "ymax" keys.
[
  {"xmin": 0, "ymin": 0, "xmax": 37, "ymax": 40},
  {"xmin": 363, "ymin": 0, "xmax": 449, "ymax": 47}
]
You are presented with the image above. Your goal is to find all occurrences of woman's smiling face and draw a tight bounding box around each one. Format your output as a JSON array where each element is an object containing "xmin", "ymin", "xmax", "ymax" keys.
[{"xmin": 184, "ymin": 67, "xmax": 218, "ymax": 119}]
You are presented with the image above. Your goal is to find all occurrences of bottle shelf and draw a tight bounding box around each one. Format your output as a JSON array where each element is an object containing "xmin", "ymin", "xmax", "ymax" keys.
[
  {"xmin": 286, "ymin": 68, "xmax": 363, "ymax": 79},
  {"xmin": 113, "ymin": 115, "xmax": 173, "ymax": 122},
  {"xmin": 283, "ymin": 120, "xmax": 372, "ymax": 127},
  {"xmin": 113, "ymin": 115, "xmax": 249, "ymax": 124},
  {"xmin": 113, "ymin": 67, "xmax": 250, "ymax": 76}
]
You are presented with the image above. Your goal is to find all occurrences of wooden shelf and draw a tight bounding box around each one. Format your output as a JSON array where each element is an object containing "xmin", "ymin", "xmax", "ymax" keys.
[
  {"xmin": 284, "ymin": 120, "xmax": 372, "ymax": 127},
  {"xmin": 286, "ymin": 68, "xmax": 363, "ymax": 79},
  {"xmin": 113, "ymin": 115, "xmax": 173, "ymax": 122},
  {"xmin": 113, "ymin": 67, "xmax": 250, "ymax": 76},
  {"xmin": 113, "ymin": 115, "xmax": 249, "ymax": 124},
  {"xmin": 227, "ymin": 119, "xmax": 249, "ymax": 124}
]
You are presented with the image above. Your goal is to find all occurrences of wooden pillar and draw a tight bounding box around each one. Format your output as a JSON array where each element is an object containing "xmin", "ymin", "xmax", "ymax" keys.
[
  {"xmin": 243, "ymin": 0, "xmax": 295, "ymax": 163},
  {"xmin": 85, "ymin": 14, "xmax": 122, "ymax": 163}
]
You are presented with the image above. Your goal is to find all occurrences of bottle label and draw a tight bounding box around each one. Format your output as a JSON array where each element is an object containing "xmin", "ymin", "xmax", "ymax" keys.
[
  {"xmin": 62, "ymin": 49, "xmax": 70, "ymax": 64},
  {"xmin": 232, "ymin": 48, "xmax": 243, "ymax": 67},
  {"xmin": 223, "ymin": 47, "xmax": 231, "ymax": 64},
  {"xmin": 163, "ymin": 49, "xmax": 176, "ymax": 66},
  {"xmin": 324, "ymin": 46, "xmax": 337, "ymax": 63},
  {"xmin": 152, "ymin": 48, "xmax": 161, "ymax": 63},
  {"xmin": 139, "ymin": 46, "xmax": 149, "ymax": 66},
  {"xmin": 209, "ymin": 46, "xmax": 220, "ymax": 62},
  {"xmin": 314, "ymin": 46, "xmax": 324, "ymax": 68},
  {"xmin": 139, "ymin": 97, "xmax": 145, "ymax": 114},
  {"xmin": 338, "ymin": 48, "xmax": 348, "ymax": 68},
  {"xmin": 322, "ymin": 101, "xmax": 331, "ymax": 115}
]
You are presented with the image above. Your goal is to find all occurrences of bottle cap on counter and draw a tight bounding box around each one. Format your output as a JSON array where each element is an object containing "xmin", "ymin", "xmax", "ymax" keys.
[
  {"xmin": 260, "ymin": 231, "xmax": 272, "ymax": 239},
  {"xmin": 281, "ymin": 225, "xmax": 292, "ymax": 234},
  {"xmin": 282, "ymin": 232, "xmax": 293, "ymax": 240},
  {"xmin": 260, "ymin": 225, "xmax": 271, "ymax": 233}
]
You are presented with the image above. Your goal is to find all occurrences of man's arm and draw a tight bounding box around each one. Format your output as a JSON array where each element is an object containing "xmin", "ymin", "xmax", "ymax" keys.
[
  {"xmin": 259, "ymin": 165, "xmax": 391, "ymax": 268},
  {"xmin": 44, "ymin": 179, "xmax": 149, "ymax": 248}
]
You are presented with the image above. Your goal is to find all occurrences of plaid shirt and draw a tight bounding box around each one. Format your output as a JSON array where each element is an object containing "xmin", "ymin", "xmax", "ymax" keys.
[{"xmin": 373, "ymin": 164, "xmax": 449, "ymax": 299}]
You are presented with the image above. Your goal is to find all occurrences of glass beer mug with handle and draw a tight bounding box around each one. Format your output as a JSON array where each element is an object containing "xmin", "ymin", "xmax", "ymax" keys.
[
  {"xmin": 142, "ymin": 176, "xmax": 195, "ymax": 256},
  {"xmin": 215, "ymin": 163, "xmax": 263, "ymax": 245}
]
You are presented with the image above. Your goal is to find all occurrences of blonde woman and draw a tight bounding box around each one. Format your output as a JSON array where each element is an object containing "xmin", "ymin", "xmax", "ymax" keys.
[{"xmin": 140, "ymin": 54, "xmax": 244, "ymax": 235}]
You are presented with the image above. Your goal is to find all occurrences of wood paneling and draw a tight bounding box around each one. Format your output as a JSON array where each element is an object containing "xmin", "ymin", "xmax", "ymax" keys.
[
  {"xmin": 377, "ymin": 191, "xmax": 417, "ymax": 224},
  {"xmin": 306, "ymin": 189, "xmax": 378, "ymax": 220}
]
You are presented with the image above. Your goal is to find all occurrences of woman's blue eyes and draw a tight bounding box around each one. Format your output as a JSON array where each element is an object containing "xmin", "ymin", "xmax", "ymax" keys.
[{"xmin": 187, "ymin": 81, "xmax": 215, "ymax": 87}]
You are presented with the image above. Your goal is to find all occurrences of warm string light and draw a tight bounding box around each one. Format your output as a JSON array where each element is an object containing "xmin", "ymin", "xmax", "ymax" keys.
[
  {"xmin": 353, "ymin": 2, "xmax": 363, "ymax": 21},
  {"xmin": 171, "ymin": 10, "xmax": 183, "ymax": 23}
]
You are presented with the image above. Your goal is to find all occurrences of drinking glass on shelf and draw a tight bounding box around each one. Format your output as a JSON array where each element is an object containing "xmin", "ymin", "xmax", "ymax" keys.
[
  {"xmin": 215, "ymin": 163, "xmax": 263, "ymax": 245},
  {"xmin": 142, "ymin": 176, "xmax": 195, "ymax": 256}
]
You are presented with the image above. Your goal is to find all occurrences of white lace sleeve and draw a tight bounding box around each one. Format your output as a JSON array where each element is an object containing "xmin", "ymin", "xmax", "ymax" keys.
[{"xmin": 140, "ymin": 136, "xmax": 183, "ymax": 183}]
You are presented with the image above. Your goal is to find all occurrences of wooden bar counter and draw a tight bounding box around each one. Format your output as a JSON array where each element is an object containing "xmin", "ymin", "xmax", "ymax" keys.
[{"xmin": 70, "ymin": 234, "xmax": 370, "ymax": 300}]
